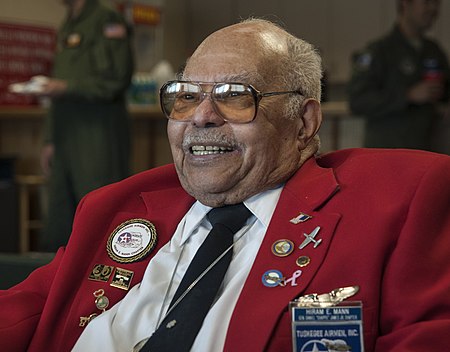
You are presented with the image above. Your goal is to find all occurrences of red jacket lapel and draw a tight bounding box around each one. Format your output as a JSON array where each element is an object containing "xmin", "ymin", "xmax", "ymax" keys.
[{"xmin": 225, "ymin": 157, "xmax": 341, "ymax": 351}]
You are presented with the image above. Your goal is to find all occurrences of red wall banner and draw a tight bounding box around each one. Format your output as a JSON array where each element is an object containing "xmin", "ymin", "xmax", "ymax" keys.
[{"xmin": 0, "ymin": 22, "xmax": 56, "ymax": 106}]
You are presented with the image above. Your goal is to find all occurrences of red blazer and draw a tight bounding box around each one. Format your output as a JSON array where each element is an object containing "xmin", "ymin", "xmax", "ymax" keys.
[{"xmin": 1, "ymin": 148, "xmax": 449, "ymax": 352}]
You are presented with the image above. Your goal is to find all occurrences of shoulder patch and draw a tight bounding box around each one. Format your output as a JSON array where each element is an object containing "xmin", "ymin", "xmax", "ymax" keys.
[{"xmin": 354, "ymin": 51, "xmax": 372, "ymax": 71}]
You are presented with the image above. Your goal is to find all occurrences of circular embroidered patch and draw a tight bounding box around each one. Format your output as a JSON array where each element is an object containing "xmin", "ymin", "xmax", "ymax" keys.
[{"xmin": 107, "ymin": 219, "xmax": 157, "ymax": 263}]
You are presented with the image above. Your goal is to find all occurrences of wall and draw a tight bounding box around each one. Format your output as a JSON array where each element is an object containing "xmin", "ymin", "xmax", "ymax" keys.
[
  {"xmin": 0, "ymin": 0, "xmax": 65, "ymax": 27},
  {"xmin": 2, "ymin": 0, "xmax": 448, "ymax": 85},
  {"xmin": 0, "ymin": 0, "xmax": 171, "ymax": 72},
  {"xmin": 182, "ymin": 0, "xmax": 450, "ymax": 84}
]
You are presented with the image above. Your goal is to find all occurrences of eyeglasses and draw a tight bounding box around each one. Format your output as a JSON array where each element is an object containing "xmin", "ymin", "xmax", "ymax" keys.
[{"xmin": 160, "ymin": 80, "xmax": 304, "ymax": 124}]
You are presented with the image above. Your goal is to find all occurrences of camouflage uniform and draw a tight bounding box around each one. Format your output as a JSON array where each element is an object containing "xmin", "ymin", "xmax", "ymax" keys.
[{"xmin": 41, "ymin": 0, "xmax": 134, "ymax": 251}]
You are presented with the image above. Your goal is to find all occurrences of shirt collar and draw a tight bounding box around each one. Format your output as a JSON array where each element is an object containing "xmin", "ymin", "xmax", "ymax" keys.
[
  {"xmin": 179, "ymin": 185, "xmax": 284, "ymax": 246},
  {"xmin": 244, "ymin": 184, "xmax": 283, "ymax": 228}
]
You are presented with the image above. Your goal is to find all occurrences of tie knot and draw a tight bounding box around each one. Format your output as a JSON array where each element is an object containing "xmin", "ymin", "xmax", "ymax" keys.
[{"xmin": 207, "ymin": 203, "xmax": 252, "ymax": 234}]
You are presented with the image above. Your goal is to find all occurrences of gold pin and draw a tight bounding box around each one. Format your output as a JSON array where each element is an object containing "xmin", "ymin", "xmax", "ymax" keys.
[
  {"xmin": 296, "ymin": 256, "xmax": 311, "ymax": 267},
  {"xmin": 88, "ymin": 264, "xmax": 114, "ymax": 282},
  {"xmin": 271, "ymin": 239, "xmax": 295, "ymax": 257},
  {"xmin": 79, "ymin": 313, "xmax": 98, "ymax": 327},
  {"xmin": 93, "ymin": 289, "xmax": 110, "ymax": 312},
  {"xmin": 79, "ymin": 289, "xmax": 110, "ymax": 328},
  {"xmin": 110, "ymin": 267, "xmax": 134, "ymax": 290}
]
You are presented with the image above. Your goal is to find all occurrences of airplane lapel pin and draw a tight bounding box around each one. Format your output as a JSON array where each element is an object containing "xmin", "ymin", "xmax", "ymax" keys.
[{"xmin": 299, "ymin": 226, "xmax": 322, "ymax": 249}]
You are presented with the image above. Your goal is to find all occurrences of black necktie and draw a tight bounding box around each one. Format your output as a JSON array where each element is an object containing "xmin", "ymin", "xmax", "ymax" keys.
[{"xmin": 141, "ymin": 203, "xmax": 252, "ymax": 352}]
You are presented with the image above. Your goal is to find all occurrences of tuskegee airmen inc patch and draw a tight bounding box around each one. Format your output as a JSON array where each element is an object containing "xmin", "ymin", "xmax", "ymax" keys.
[{"xmin": 107, "ymin": 219, "xmax": 157, "ymax": 263}]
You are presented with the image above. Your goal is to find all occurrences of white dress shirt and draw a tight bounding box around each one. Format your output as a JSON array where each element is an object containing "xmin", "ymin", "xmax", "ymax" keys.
[{"xmin": 73, "ymin": 185, "xmax": 283, "ymax": 352}]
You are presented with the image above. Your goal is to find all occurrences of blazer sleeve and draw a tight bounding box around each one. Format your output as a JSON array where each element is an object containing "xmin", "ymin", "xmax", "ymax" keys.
[
  {"xmin": 375, "ymin": 154, "xmax": 450, "ymax": 351},
  {"xmin": 0, "ymin": 248, "xmax": 64, "ymax": 352}
]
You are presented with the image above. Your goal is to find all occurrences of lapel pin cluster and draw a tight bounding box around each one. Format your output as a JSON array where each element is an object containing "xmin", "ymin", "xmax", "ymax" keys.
[
  {"xmin": 80, "ymin": 218, "xmax": 157, "ymax": 328},
  {"xmin": 263, "ymin": 211, "xmax": 324, "ymax": 288}
]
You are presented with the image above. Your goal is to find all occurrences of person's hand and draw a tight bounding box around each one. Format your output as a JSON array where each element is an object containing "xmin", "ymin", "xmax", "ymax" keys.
[
  {"xmin": 41, "ymin": 144, "xmax": 55, "ymax": 177},
  {"xmin": 407, "ymin": 80, "xmax": 444, "ymax": 104},
  {"xmin": 40, "ymin": 78, "xmax": 68, "ymax": 97}
]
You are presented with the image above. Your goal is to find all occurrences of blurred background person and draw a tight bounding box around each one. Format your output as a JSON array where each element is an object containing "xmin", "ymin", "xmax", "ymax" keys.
[
  {"xmin": 37, "ymin": 0, "xmax": 134, "ymax": 251},
  {"xmin": 348, "ymin": 0, "xmax": 449, "ymax": 151}
]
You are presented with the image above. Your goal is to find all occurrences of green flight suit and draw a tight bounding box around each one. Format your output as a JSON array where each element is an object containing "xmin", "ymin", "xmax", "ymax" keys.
[
  {"xmin": 41, "ymin": 0, "xmax": 134, "ymax": 251},
  {"xmin": 348, "ymin": 25, "xmax": 449, "ymax": 150}
]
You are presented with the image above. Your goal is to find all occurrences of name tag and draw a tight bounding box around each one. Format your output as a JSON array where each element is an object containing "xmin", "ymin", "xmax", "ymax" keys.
[{"xmin": 291, "ymin": 303, "xmax": 364, "ymax": 352}]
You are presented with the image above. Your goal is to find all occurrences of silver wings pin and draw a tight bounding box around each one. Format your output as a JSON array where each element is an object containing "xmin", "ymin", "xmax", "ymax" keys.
[{"xmin": 294, "ymin": 286, "xmax": 360, "ymax": 308}]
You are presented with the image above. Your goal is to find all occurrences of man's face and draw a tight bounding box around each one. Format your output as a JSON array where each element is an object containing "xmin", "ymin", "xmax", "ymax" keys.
[
  {"xmin": 403, "ymin": 0, "xmax": 440, "ymax": 32},
  {"xmin": 167, "ymin": 26, "xmax": 308, "ymax": 207}
]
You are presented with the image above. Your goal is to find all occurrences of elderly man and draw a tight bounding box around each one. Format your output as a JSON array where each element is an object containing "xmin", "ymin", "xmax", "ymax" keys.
[{"xmin": 1, "ymin": 19, "xmax": 450, "ymax": 352}]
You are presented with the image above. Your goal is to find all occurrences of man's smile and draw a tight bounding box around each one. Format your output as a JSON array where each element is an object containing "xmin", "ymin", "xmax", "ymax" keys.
[{"xmin": 190, "ymin": 145, "xmax": 234, "ymax": 155}]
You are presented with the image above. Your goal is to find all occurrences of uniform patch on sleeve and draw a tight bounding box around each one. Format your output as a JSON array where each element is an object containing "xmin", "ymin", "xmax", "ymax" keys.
[
  {"xmin": 103, "ymin": 23, "xmax": 127, "ymax": 39},
  {"xmin": 353, "ymin": 51, "xmax": 372, "ymax": 71}
]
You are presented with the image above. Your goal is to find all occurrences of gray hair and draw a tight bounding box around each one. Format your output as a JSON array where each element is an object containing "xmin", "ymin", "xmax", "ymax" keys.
[
  {"xmin": 240, "ymin": 19, "xmax": 322, "ymax": 153},
  {"xmin": 240, "ymin": 18, "xmax": 322, "ymax": 120}
]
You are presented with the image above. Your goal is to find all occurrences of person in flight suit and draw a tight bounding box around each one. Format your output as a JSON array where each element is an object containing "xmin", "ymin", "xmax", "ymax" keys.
[
  {"xmin": 38, "ymin": 0, "xmax": 134, "ymax": 251},
  {"xmin": 0, "ymin": 18, "xmax": 449, "ymax": 352},
  {"xmin": 348, "ymin": 0, "xmax": 449, "ymax": 150}
]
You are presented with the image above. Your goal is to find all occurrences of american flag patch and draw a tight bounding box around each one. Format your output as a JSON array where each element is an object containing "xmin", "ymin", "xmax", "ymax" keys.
[
  {"xmin": 289, "ymin": 212, "xmax": 312, "ymax": 224},
  {"xmin": 103, "ymin": 23, "xmax": 126, "ymax": 38}
]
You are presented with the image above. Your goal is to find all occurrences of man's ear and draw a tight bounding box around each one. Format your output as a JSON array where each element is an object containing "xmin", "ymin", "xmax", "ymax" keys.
[{"xmin": 298, "ymin": 98, "xmax": 322, "ymax": 148}]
